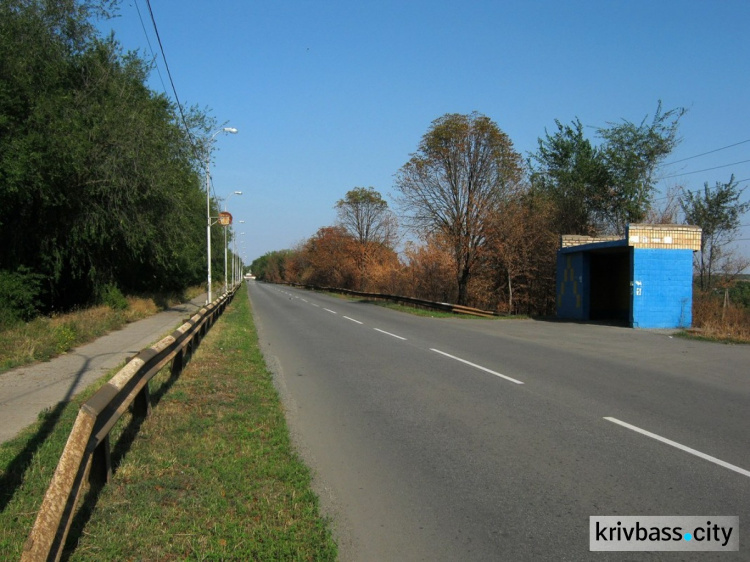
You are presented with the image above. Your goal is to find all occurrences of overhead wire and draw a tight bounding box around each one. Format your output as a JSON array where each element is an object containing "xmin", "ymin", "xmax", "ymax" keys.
[
  {"xmin": 660, "ymin": 139, "xmax": 750, "ymax": 167},
  {"xmin": 132, "ymin": 0, "xmax": 168, "ymax": 96},
  {"xmin": 143, "ymin": 0, "xmax": 207, "ymax": 173},
  {"xmin": 659, "ymin": 159, "xmax": 750, "ymax": 180}
]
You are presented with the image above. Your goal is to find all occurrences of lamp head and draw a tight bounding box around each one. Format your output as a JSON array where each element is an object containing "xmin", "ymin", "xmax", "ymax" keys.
[{"xmin": 223, "ymin": 127, "xmax": 238, "ymax": 134}]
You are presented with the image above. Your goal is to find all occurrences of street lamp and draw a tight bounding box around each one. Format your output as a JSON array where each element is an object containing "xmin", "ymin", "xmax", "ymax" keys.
[
  {"xmin": 234, "ymin": 220, "xmax": 246, "ymax": 287},
  {"xmin": 223, "ymin": 191, "xmax": 242, "ymax": 294},
  {"xmin": 206, "ymin": 126, "xmax": 238, "ymax": 304},
  {"xmin": 239, "ymin": 231, "xmax": 246, "ymax": 285}
]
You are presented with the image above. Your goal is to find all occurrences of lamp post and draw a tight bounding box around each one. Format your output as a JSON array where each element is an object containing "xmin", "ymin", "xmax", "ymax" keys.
[
  {"xmin": 239, "ymin": 231, "xmax": 246, "ymax": 285},
  {"xmin": 223, "ymin": 191, "xmax": 242, "ymax": 294},
  {"xmin": 206, "ymin": 127, "xmax": 238, "ymax": 304},
  {"xmin": 235, "ymin": 220, "xmax": 246, "ymax": 287}
]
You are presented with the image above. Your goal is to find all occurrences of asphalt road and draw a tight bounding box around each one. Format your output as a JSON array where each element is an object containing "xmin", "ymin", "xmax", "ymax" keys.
[{"xmin": 248, "ymin": 282, "xmax": 750, "ymax": 561}]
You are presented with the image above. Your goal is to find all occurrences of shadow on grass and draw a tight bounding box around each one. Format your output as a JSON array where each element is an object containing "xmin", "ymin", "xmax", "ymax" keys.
[
  {"xmin": 0, "ymin": 401, "xmax": 68, "ymax": 513},
  {"xmin": 61, "ymin": 359, "xmax": 188, "ymax": 560}
]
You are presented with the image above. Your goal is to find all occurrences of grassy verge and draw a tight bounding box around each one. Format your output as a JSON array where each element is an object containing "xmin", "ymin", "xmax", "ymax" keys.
[
  {"xmin": 676, "ymin": 292, "xmax": 750, "ymax": 344},
  {"xmin": 0, "ymin": 287, "xmax": 206, "ymax": 373},
  {"xmin": 0, "ymin": 287, "xmax": 336, "ymax": 560},
  {"xmin": 370, "ymin": 300, "xmax": 492, "ymax": 318},
  {"xmin": 320, "ymin": 289, "xmax": 506, "ymax": 319}
]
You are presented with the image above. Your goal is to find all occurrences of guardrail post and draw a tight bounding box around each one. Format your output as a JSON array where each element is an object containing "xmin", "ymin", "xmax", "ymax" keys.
[
  {"xmin": 171, "ymin": 348, "xmax": 184, "ymax": 378},
  {"xmin": 89, "ymin": 435, "xmax": 112, "ymax": 486},
  {"xmin": 132, "ymin": 382, "xmax": 151, "ymax": 418}
]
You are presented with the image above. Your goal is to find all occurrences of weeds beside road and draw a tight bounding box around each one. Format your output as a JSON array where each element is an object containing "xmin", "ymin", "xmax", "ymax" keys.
[
  {"xmin": 0, "ymin": 287, "xmax": 336, "ymax": 560},
  {"xmin": 0, "ymin": 287, "xmax": 207, "ymax": 374}
]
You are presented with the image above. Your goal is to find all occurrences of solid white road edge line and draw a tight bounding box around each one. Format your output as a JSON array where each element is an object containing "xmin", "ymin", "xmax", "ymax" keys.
[
  {"xmin": 430, "ymin": 348, "xmax": 524, "ymax": 385},
  {"xmin": 604, "ymin": 417, "xmax": 750, "ymax": 479},
  {"xmin": 344, "ymin": 316, "xmax": 363, "ymax": 324},
  {"xmin": 374, "ymin": 328, "xmax": 406, "ymax": 340}
]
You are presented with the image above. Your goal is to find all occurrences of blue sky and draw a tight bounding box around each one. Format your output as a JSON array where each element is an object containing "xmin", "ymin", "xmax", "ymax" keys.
[{"xmin": 100, "ymin": 0, "xmax": 750, "ymax": 265}]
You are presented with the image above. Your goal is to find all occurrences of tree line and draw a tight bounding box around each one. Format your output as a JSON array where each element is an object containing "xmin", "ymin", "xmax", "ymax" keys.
[
  {"xmin": 3, "ymin": 0, "xmax": 746, "ymax": 324},
  {"xmin": 253, "ymin": 111, "xmax": 748, "ymax": 314},
  {"xmin": 0, "ymin": 0, "xmax": 234, "ymax": 324}
]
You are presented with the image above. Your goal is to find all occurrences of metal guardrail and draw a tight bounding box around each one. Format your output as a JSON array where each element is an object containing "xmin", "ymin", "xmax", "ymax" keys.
[
  {"xmin": 22, "ymin": 288, "xmax": 238, "ymax": 562},
  {"xmin": 289, "ymin": 284, "xmax": 499, "ymax": 318}
]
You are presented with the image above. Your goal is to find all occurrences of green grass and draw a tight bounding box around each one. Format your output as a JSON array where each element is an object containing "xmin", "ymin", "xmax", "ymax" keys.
[
  {"xmin": 0, "ymin": 288, "xmax": 336, "ymax": 560},
  {"xmin": 0, "ymin": 373, "xmax": 112, "ymax": 559}
]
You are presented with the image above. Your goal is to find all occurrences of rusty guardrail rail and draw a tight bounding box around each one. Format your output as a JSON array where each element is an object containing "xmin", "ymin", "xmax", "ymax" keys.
[
  {"xmin": 288, "ymin": 284, "xmax": 498, "ymax": 318},
  {"xmin": 22, "ymin": 288, "xmax": 238, "ymax": 562}
]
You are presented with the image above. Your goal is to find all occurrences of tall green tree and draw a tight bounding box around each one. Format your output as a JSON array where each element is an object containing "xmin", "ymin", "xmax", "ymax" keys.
[
  {"xmin": 0, "ymin": 0, "xmax": 214, "ymax": 315},
  {"xmin": 529, "ymin": 118, "xmax": 609, "ymax": 235},
  {"xmin": 395, "ymin": 112, "xmax": 524, "ymax": 305},
  {"xmin": 530, "ymin": 102, "xmax": 686, "ymax": 236},
  {"xmin": 597, "ymin": 101, "xmax": 686, "ymax": 233},
  {"xmin": 680, "ymin": 175, "xmax": 750, "ymax": 289}
]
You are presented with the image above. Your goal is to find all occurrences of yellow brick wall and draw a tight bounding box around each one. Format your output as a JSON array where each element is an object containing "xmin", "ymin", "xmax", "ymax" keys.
[
  {"xmin": 627, "ymin": 224, "xmax": 701, "ymax": 251},
  {"xmin": 560, "ymin": 225, "xmax": 702, "ymax": 251}
]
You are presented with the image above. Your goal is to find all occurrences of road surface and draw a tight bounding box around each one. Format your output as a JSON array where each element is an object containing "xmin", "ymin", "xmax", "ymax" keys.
[{"xmin": 248, "ymin": 282, "xmax": 749, "ymax": 561}]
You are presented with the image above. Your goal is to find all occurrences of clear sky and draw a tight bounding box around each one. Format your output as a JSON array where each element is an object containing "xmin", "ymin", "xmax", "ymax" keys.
[{"xmin": 100, "ymin": 0, "xmax": 750, "ymax": 266}]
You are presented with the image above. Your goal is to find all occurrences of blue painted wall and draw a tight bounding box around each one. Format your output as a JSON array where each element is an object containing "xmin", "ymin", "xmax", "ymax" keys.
[
  {"xmin": 556, "ymin": 252, "xmax": 589, "ymax": 320},
  {"xmin": 631, "ymin": 249, "xmax": 694, "ymax": 328}
]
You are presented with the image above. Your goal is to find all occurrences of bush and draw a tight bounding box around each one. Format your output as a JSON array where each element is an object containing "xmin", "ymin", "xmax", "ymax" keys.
[
  {"xmin": 100, "ymin": 284, "xmax": 129, "ymax": 311},
  {"xmin": 729, "ymin": 282, "xmax": 750, "ymax": 309},
  {"xmin": 0, "ymin": 268, "xmax": 44, "ymax": 325}
]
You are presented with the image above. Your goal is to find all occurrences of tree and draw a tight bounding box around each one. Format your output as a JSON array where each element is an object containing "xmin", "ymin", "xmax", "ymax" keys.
[
  {"xmin": 529, "ymin": 118, "xmax": 609, "ymax": 235},
  {"xmin": 395, "ymin": 112, "xmax": 524, "ymax": 305},
  {"xmin": 251, "ymin": 250, "xmax": 294, "ymax": 283},
  {"xmin": 0, "ymin": 0, "xmax": 213, "ymax": 312},
  {"xmin": 597, "ymin": 101, "xmax": 686, "ymax": 234},
  {"xmin": 335, "ymin": 187, "xmax": 397, "ymax": 290},
  {"xmin": 401, "ymin": 236, "xmax": 455, "ymax": 303},
  {"xmin": 530, "ymin": 102, "xmax": 686, "ymax": 236},
  {"xmin": 300, "ymin": 226, "xmax": 358, "ymax": 289},
  {"xmin": 483, "ymin": 194, "xmax": 558, "ymax": 315},
  {"xmin": 680, "ymin": 175, "xmax": 750, "ymax": 289},
  {"xmin": 335, "ymin": 187, "xmax": 397, "ymax": 246}
]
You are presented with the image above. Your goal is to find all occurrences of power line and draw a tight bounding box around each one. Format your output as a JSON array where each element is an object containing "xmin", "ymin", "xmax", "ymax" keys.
[
  {"xmin": 132, "ymin": 0, "xmax": 168, "ymax": 95},
  {"xmin": 143, "ymin": 0, "xmax": 205, "ymax": 171},
  {"xmin": 660, "ymin": 159, "xmax": 750, "ymax": 180},
  {"xmin": 661, "ymin": 139, "xmax": 750, "ymax": 167}
]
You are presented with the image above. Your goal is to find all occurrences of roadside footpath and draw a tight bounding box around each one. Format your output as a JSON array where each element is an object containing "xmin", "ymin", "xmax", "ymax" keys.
[{"xmin": 0, "ymin": 295, "xmax": 207, "ymax": 444}]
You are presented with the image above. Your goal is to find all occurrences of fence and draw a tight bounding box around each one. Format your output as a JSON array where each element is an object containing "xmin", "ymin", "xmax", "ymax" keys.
[
  {"xmin": 22, "ymin": 288, "xmax": 238, "ymax": 562},
  {"xmin": 289, "ymin": 284, "xmax": 499, "ymax": 318}
]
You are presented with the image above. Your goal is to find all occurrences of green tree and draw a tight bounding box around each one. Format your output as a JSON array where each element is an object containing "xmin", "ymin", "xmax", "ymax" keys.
[
  {"xmin": 530, "ymin": 102, "xmax": 686, "ymax": 236},
  {"xmin": 0, "ymin": 0, "xmax": 213, "ymax": 312},
  {"xmin": 680, "ymin": 175, "xmax": 750, "ymax": 289},
  {"xmin": 597, "ymin": 101, "xmax": 686, "ymax": 234},
  {"xmin": 395, "ymin": 112, "xmax": 524, "ymax": 305},
  {"xmin": 529, "ymin": 118, "xmax": 609, "ymax": 235}
]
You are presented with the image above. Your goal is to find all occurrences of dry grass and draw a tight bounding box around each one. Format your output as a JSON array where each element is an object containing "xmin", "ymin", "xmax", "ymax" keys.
[
  {"xmin": 687, "ymin": 292, "xmax": 750, "ymax": 343},
  {"xmin": 0, "ymin": 292, "xmax": 195, "ymax": 373}
]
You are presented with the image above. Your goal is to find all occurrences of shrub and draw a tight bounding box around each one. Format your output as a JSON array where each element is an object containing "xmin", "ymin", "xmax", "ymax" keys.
[
  {"xmin": 100, "ymin": 284, "xmax": 129, "ymax": 311},
  {"xmin": 0, "ymin": 268, "xmax": 44, "ymax": 325}
]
